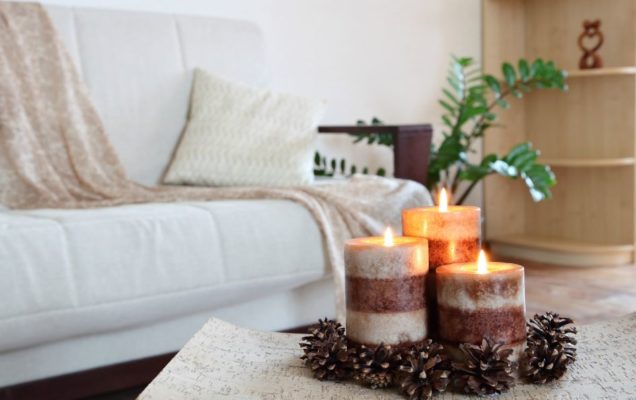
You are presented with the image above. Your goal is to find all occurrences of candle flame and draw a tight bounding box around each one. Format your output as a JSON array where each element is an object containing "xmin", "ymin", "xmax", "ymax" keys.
[
  {"xmin": 477, "ymin": 250, "xmax": 488, "ymax": 274},
  {"xmin": 384, "ymin": 226, "xmax": 394, "ymax": 247},
  {"xmin": 439, "ymin": 188, "xmax": 449, "ymax": 212}
]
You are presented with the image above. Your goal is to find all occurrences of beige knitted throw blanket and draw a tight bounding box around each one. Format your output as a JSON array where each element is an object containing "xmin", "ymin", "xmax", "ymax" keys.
[{"xmin": 0, "ymin": 2, "xmax": 432, "ymax": 319}]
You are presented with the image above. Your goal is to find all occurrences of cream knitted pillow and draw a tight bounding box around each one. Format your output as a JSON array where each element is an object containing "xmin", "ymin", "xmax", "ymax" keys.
[{"xmin": 164, "ymin": 69, "xmax": 326, "ymax": 187}]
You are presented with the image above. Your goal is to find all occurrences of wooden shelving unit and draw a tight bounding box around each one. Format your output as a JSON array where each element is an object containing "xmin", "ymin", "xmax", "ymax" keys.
[
  {"xmin": 483, "ymin": 0, "xmax": 636, "ymax": 267},
  {"xmin": 489, "ymin": 235, "xmax": 634, "ymax": 267},
  {"xmin": 566, "ymin": 66, "xmax": 636, "ymax": 78},
  {"xmin": 540, "ymin": 158, "xmax": 636, "ymax": 168}
]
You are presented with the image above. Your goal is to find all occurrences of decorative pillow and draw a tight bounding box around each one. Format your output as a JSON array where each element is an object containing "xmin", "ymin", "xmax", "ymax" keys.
[{"xmin": 164, "ymin": 69, "xmax": 326, "ymax": 187}]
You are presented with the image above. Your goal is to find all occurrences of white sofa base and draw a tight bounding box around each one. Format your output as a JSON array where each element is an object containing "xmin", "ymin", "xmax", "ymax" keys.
[{"xmin": 0, "ymin": 278, "xmax": 335, "ymax": 387}]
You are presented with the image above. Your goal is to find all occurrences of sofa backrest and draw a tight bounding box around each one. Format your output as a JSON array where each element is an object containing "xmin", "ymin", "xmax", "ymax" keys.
[{"xmin": 45, "ymin": 6, "xmax": 269, "ymax": 185}]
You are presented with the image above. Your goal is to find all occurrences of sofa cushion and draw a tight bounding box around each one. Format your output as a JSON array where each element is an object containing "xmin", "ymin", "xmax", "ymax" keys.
[
  {"xmin": 164, "ymin": 69, "xmax": 325, "ymax": 187},
  {"xmin": 0, "ymin": 200, "xmax": 325, "ymax": 352}
]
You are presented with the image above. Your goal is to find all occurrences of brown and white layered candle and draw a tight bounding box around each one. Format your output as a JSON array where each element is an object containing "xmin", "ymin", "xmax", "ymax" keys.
[
  {"xmin": 436, "ymin": 251, "xmax": 526, "ymax": 360},
  {"xmin": 344, "ymin": 228, "xmax": 429, "ymax": 348},
  {"xmin": 402, "ymin": 189, "xmax": 480, "ymax": 336}
]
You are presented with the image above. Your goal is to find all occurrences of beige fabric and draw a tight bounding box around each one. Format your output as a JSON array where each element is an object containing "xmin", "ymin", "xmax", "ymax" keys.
[
  {"xmin": 0, "ymin": 3, "xmax": 432, "ymax": 319},
  {"xmin": 165, "ymin": 69, "xmax": 324, "ymax": 187}
]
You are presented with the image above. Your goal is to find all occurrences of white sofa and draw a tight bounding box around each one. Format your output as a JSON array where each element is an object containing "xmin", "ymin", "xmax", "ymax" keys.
[{"xmin": 0, "ymin": 5, "xmax": 334, "ymax": 389}]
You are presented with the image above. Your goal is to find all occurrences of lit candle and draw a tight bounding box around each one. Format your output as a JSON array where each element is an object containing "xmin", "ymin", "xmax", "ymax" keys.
[
  {"xmin": 344, "ymin": 227, "xmax": 429, "ymax": 348},
  {"xmin": 436, "ymin": 250, "xmax": 526, "ymax": 359},
  {"xmin": 402, "ymin": 189, "xmax": 481, "ymax": 336}
]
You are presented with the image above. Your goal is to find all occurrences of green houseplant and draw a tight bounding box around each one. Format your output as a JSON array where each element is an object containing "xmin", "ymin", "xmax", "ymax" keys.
[
  {"xmin": 319, "ymin": 56, "xmax": 567, "ymax": 204},
  {"xmin": 313, "ymin": 118, "xmax": 387, "ymax": 178},
  {"xmin": 429, "ymin": 56, "xmax": 566, "ymax": 204}
]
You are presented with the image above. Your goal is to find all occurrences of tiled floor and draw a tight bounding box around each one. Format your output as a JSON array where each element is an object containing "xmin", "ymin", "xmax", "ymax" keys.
[
  {"xmin": 85, "ymin": 261, "xmax": 636, "ymax": 399},
  {"xmin": 523, "ymin": 260, "xmax": 636, "ymax": 324}
]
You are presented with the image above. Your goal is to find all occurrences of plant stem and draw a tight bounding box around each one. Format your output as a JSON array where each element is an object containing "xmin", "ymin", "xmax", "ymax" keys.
[
  {"xmin": 454, "ymin": 178, "xmax": 482, "ymax": 205},
  {"xmin": 468, "ymin": 87, "xmax": 512, "ymax": 140},
  {"xmin": 445, "ymin": 67, "xmax": 472, "ymax": 194},
  {"xmin": 450, "ymin": 167, "xmax": 462, "ymax": 194},
  {"xmin": 451, "ymin": 85, "xmax": 519, "ymax": 202}
]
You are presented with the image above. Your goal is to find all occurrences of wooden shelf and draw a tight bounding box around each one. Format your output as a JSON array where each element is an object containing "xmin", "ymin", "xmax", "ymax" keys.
[
  {"xmin": 540, "ymin": 158, "xmax": 635, "ymax": 167},
  {"xmin": 483, "ymin": 0, "xmax": 636, "ymax": 268},
  {"xmin": 566, "ymin": 67, "xmax": 636, "ymax": 78},
  {"xmin": 489, "ymin": 235, "xmax": 634, "ymax": 267}
]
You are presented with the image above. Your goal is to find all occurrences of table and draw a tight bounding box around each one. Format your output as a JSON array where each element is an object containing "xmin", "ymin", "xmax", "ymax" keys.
[{"xmin": 139, "ymin": 313, "xmax": 636, "ymax": 399}]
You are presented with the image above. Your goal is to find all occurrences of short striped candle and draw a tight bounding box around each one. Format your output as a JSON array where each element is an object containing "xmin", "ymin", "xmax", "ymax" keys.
[
  {"xmin": 344, "ymin": 228, "xmax": 429, "ymax": 348},
  {"xmin": 436, "ymin": 250, "xmax": 526, "ymax": 360}
]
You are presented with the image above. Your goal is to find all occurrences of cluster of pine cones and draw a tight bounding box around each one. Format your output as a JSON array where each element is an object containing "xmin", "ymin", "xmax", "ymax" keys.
[
  {"xmin": 300, "ymin": 318, "xmax": 452, "ymax": 399},
  {"xmin": 299, "ymin": 312, "xmax": 577, "ymax": 399}
]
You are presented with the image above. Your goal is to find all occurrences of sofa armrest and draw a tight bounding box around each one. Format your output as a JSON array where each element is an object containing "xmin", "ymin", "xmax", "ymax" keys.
[{"xmin": 318, "ymin": 124, "xmax": 433, "ymax": 186}]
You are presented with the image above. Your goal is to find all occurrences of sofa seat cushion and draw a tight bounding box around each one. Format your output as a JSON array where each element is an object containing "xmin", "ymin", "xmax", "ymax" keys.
[{"xmin": 0, "ymin": 200, "xmax": 325, "ymax": 352}]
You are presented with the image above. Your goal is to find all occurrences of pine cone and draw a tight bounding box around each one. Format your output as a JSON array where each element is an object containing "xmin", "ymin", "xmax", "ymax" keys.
[
  {"xmin": 452, "ymin": 337, "xmax": 517, "ymax": 396},
  {"xmin": 398, "ymin": 340, "xmax": 451, "ymax": 400},
  {"xmin": 524, "ymin": 312, "xmax": 577, "ymax": 384},
  {"xmin": 299, "ymin": 318, "xmax": 354, "ymax": 381},
  {"xmin": 352, "ymin": 343, "xmax": 400, "ymax": 389}
]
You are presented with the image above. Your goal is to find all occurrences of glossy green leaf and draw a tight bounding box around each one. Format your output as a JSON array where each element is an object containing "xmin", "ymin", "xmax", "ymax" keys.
[
  {"xmin": 442, "ymin": 115, "xmax": 453, "ymax": 128},
  {"xmin": 491, "ymin": 143, "xmax": 556, "ymax": 201},
  {"xmin": 456, "ymin": 56, "xmax": 473, "ymax": 67},
  {"xmin": 459, "ymin": 164, "xmax": 491, "ymax": 181},
  {"xmin": 524, "ymin": 164, "xmax": 556, "ymax": 201},
  {"xmin": 504, "ymin": 143, "xmax": 531, "ymax": 162},
  {"xmin": 518, "ymin": 59, "xmax": 531, "ymax": 82},
  {"xmin": 483, "ymin": 75, "xmax": 501, "ymax": 95},
  {"xmin": 495, "ymin": 98, "xmax": 510, "ymax": 109},
  {"xmin": 447, "ymin": 76, "xmax": 462, "ymax": 96},
  {"xmin": 352, "ymin": 135, "xmax": 365, "ymax": 144},
  {"xmin": 531, "ymin": 59, "xmax": 545, "ymax": 77},
  {"xmin": 443, "ymin": 89, "xmax": 461, "ymax": 105},
  {"xmin": 484, "ymin": 112, "xmax": 497, "ymax": 121},
  {"xmin": 439, "ymin": 100, "xmax": 456, "ymax": 115},
  {"xmin": 510, "ymin": 150, "xmax": 538, "ymax": 171},
  {"xmin": 502, "ymin": 63, "xmax": 516, "ymax": 87}
]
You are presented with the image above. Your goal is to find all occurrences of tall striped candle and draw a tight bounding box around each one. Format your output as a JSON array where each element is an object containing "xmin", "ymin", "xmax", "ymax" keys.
[
  {"xmin": 402, "ymin": 189, "xmax": 480, "ymax": 337},
  {"xmin": 344, "ymin": 228, "xmax": 429, "ymax": 348}
]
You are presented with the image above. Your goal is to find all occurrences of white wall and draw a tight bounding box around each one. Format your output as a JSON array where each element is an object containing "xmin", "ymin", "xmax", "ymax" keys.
[{"xmin": 30, "ymin": 0, "xmax": 482, "ymax": 205}]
